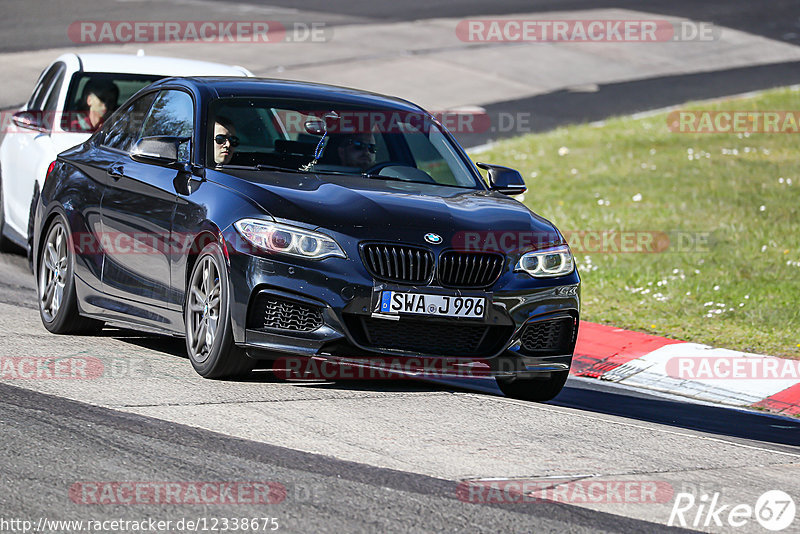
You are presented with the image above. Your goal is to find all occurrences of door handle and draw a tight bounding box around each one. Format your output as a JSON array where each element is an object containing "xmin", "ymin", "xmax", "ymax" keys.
[{"xmin": 107, "ymin": 163, "xmax": 125, "ymax": 180}]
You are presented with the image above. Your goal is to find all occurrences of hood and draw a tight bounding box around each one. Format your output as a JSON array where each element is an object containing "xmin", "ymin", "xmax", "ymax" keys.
[{"xmin": 212, "ymin": 169, "xmax": 562, "ymax": 250}]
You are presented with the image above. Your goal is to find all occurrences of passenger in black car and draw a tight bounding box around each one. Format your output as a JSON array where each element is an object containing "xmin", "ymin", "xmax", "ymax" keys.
[{"xmin": 212, "ymin": 115, "xmax": 239, "ymax": 167}]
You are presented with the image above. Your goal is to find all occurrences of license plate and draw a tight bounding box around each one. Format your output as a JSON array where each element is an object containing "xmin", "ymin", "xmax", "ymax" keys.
[{"xmin": 379, "ymin": 291, "xmax": 486, "ymax": 319}]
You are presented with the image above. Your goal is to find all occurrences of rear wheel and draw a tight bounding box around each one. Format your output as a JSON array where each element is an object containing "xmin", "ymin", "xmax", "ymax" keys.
[
  {"xmin": 38, "ymin": 215, "xmax": 103, "ymax": 334},
  {"xmin": 496, "ymin": 371, "xmax": 569, "ymax": 402},
  {"xmin": 185, "ymin": 242, "xmax": 253, "ymax": 378},
  {"xmin": 0, "ymin": 168, "xmax": 14, "ymax": 252}
]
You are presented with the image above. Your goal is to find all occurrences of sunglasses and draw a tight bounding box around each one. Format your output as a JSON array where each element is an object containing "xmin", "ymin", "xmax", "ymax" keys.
[
  {"xmin": 214, "ymin": 134, "xmax": 240, "ymax": 147},
  {"xmin": 348, "ymin": 140, "xmax": 377, "ymax": 153}
]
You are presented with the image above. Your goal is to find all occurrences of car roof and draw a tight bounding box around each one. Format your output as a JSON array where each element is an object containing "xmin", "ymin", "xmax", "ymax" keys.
[
  {"xmin": 152, "ymin": 77, "xmax": 425, "ymax": 112},
  {"xmin": 56, "ymin": 52, "xmax": 252, "ymax": 77}
]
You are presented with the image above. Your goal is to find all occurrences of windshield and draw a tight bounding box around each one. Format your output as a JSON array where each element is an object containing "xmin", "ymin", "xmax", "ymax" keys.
[{"xmin": 207, "ymin": 97, "xmax": 481, "ymax": 189}]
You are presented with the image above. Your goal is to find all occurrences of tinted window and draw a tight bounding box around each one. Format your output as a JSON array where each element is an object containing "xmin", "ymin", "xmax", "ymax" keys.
[
  {"xmin": 28, "ymin": 62, "xmax": 65, "ymax": 111},
  {"xmin": 62, "ymin": 72, "xmax": 162, "ymax": 133},
  {"xmin": 141, "ymin": 90, "xmax": 194, "ymax": 161},
  {"xmin": 42, "ymin": 68, "xmax": 66, "ymax": 114},
  {"xmin": 208, "ymin": 97, "xmax": 479, "ymax": 189},
  {"xmin": 100, "ymin": 92, "xmax": 157, "ymax": 153}
]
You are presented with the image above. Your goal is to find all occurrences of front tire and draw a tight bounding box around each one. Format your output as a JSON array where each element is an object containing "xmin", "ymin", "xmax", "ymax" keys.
[
  {"xmin": 185, "ymin": 242, "xmax": 253, "ymax": 378},
  {"xmin": 27, "ymin": 184, "xmax": 39, "ymax": 272},
  {"xmin": 496, "ymin": 371, "xmax": 569, "ymax": 402},
  {"xmin": 38, "ymin": 215, "xmax": 103, "ymax": 334}
]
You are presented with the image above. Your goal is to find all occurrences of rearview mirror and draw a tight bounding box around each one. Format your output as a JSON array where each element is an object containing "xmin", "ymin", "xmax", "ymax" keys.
[
  {"xmin": 131, "ymin": 136, "xmax": 188, "ymax": 166},
  {"xmin": 304, "ymin": 119, "xmax": 326, "ymax": 136},
  {"xmin": 12, "ymin": 111, "xmax": 48, "ymax": 133},
  {"xmin": 476, "ymin": 162, "xmax": 527, "ymax": 195}
]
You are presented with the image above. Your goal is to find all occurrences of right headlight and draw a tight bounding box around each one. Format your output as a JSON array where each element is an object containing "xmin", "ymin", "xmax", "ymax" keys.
[
  {"xmin": 515, "ymin": 245, "xmax": 574, "ymax": 278},
  {"xmin": 234, "ymin": 219, "xmax": 345, "ymax": 260}
]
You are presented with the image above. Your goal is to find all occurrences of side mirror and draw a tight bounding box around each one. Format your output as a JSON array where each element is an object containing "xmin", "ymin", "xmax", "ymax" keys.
[
  {"xmin": 12, "ymin": 111, "xmax": 48, "ymax": 132},
  {"xmin": 130, "ymin": 136, "xmax": 187, "ymax": 166},
  {"xmin": 476, "ymin": 162, "xmax": 527, "ymax": 195}
]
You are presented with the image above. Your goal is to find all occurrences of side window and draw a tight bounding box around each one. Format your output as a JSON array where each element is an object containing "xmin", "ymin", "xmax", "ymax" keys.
[
  {"xmin": 42, "ymin": 67, "xmax": 66, "ymax": 114},
  {"xmin": 100, "ymin": 92, "xmax": 157, "ymax": 153},
  {"xmin": 28, "ymin": 62, "xmax": 65, "ymax": 111},
  {"xmin": 141, "ymin": 90, "xmax": 194, "ymax": 161}
]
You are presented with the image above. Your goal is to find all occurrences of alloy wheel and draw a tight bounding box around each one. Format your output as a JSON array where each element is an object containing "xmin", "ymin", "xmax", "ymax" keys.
[
  {"xmin": 39, "ymin": 221, "xmax": 68, "ymax": 322},
  {"xmin": 186, "ymin": 255, "xmax": 222, "ymax": 363}
]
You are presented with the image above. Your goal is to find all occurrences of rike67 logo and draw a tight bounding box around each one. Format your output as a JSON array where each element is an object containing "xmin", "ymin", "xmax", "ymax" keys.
[{"xmin": 669, "ymin": 490, "xmax": 796, "ymax": 531}]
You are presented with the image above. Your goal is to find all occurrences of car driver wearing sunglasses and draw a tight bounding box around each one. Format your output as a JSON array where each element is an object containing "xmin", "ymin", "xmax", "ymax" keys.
[
  {"xmin": 337, "ymin": 133, "xmax": 377, "ymax": 170},
  {"xmin": 212, "ymin": 116, "xmax": 239, "ymax": 166}
]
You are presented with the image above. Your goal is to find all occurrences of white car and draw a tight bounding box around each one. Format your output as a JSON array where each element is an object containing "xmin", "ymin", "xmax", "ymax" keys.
[{"xmin": 0, "ymin": 52, "xmax": 252, "ymax": 257}]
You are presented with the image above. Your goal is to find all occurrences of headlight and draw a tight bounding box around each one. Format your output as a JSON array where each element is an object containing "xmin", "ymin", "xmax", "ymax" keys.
[
  {"xmin": 234, "ymin": 219, "xmax": 345, "ymax": 260},
  {"xmin": 515, "ymin": 245, "xmax": 574, "ymax": 278}
]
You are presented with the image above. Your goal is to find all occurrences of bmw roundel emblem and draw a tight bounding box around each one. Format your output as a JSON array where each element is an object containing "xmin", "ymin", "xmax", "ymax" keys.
[{"xmin": 424, "ymin": 233, "xmax": 443, "ymax": 244}]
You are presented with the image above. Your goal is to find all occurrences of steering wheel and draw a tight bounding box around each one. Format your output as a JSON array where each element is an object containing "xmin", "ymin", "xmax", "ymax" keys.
[
  {"xmin": 361, "ymin": 161, "xmax": 438, "ymax": 184},
  {"xmin": 361, "ymin": 161, "xmax": 408, "ymax": 176}
]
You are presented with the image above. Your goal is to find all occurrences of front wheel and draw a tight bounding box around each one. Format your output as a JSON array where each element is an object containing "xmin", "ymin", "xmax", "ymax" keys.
[
  {"xmin": 496, "ymin": 371, "xmax": 569, "ymax": 402},
  {"xmin": 185, "ymin": 242, "xmax": 253, "ymax": 378},
  {"xmin": 27, "ymin": 184, "xmax": 39, "ymax": 272}
]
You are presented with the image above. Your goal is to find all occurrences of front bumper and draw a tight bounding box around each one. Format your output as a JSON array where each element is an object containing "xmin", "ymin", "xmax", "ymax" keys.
[{"xmin": 225, "ymin": 237, "xmax": 580, "ymax": 378}]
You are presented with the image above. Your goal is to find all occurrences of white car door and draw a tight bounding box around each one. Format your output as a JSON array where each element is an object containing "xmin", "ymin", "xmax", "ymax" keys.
[{"xmin": 2, "ymin": 62, "xmax": 65, "ymax": 240}]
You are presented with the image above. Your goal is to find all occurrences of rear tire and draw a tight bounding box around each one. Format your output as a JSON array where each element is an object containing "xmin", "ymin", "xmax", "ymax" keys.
[
  {"xmin": 496, "ymin": 371, "xmax": 569, "ymax": 402},
  {"xmin": 38, "ymin": 215, "xmax": 103, "ymax": 334},
  {"xmin": 184, "ymin": 242, "xmax": 253, "ymax": 379},
  {"xmin": 0, "ymin": 168, "xmax": 14, "ymax": 252}
]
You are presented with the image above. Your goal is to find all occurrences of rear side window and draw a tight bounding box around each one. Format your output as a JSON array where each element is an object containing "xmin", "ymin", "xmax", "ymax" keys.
[
  {"xmin": 28, "ymin": 62, "xmax": 66, "ymax": 111},
  {"xmin": 100, "ymin": 92, "xmax": 157, "ymax": 153},
  {"xmin": 140, "ymin": 90, "xmax": 195, "ymax": 161},
  {"xmin": 42, "ymin": 68, "xmax": 66, "ymax": 114}
]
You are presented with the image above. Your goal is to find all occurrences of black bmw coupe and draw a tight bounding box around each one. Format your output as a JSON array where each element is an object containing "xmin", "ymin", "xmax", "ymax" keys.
[{"xmin": 34, "ymin": 77, "xmax": 580, "ymax": 401}]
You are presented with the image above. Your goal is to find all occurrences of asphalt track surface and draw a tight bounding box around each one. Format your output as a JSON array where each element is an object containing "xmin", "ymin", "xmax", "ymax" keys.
[
  {"xmin": 3, "ymin": 0, "xmax": 800, "ymax": 148},
  {"xmin": 1, "ymin": 2, "xmax": 800, "ymax": 532},
  {"xmin": 0, "ymin": 233, "xmax": 798, "ymax": 532},
  {"xmin": 3, "ymin": 0, "xmax": 800, "ymax": 53}
]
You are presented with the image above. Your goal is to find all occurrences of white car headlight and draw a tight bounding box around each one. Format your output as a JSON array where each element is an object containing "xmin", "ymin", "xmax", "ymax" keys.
[
  {"xmin": 234, "ymin": 219, "xmax": 345, "ymax": 260},
  {"xmin": 515, "ymin": 245, "xmax": 574, "ymax": 278}
]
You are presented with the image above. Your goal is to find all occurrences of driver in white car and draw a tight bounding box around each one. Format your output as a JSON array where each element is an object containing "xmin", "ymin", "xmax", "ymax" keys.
[{"xmin": 68, "ymin": 79, "xmax": 119, "ymax": 132}]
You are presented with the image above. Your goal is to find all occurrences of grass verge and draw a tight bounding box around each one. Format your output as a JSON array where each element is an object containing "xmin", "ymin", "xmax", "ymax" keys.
[{"xmin": 470, "ymin": 87, "xmax": 800, "ymax": 358}]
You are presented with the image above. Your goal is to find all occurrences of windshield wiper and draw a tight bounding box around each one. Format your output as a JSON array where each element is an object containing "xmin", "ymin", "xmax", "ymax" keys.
[{"xmin": 254, "ymin": 164, "xmax": 306, "ymax": 173}]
